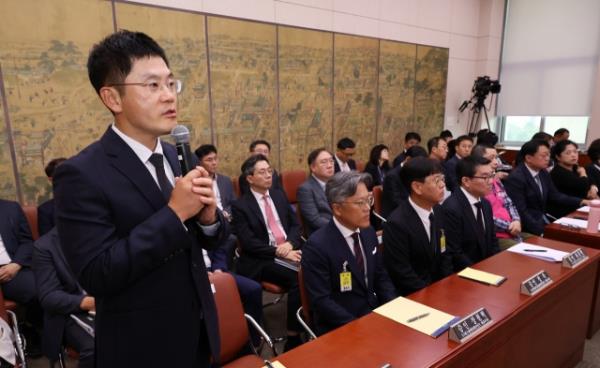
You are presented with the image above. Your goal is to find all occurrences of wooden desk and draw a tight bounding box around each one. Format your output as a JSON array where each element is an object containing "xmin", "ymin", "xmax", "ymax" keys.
[{"xmin": 276, "ymin": 238, "xmax": 599, "ymax": 368}]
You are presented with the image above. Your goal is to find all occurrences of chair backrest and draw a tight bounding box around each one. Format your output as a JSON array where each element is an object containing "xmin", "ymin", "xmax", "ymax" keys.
[
  {"xmin": 372, "ymin": 185, "xmax": 383, "ymax": 216},
  {"xmin": 298, "ymin": 267, "xmax": 312, "ymax": 326},
  {"xmin": 281, "ymin": 170, "xmax": 307, "ymax": 204},
  {"xmin": 208, "ymin": 272, "xmax": 249, "ymax": 364},
  {"xmin": 22, "ymin": 205, "xmax": 39, "ymax": 241},
  {"xmin": 231, "ymin": 176, "xmax": 241, "ymax": 198}
]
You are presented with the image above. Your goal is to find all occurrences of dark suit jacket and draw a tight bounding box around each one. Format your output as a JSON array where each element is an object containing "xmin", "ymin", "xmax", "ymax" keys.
[
  {"xmin": 0, "ymin": 199, "xmax": 34, "ymax": 267},
  {"xmin": 443, "ymin": 189, "xmax": 500, "ymax": 271},
  {"xmin": 54, "ymin": 127, "xmax": 226, "ymax": 368},
  {"xmin": 504, "ymin": 163, "xmax": 581, "ymax": 235},
  {"xmin": 383, "ymin": 201, "xmax": 452, "ymax": 295},
  {"xmin": 442, "ymin": 155, "xmax": 459, "ymax": 191},
  {"xmin": 296, "ymin": 176, "xmax": 332, "ymax": 235},
  {"xmin": 392, "ymin": 151, "xmax": 407, "ymax": 168},
  {"xmin": 381, "ymin": 165, "xmax": 408, "ymax": 218},
  {"xmin": 364, "ymin": 162, "xmax": 389, "ymax": 189},
  {"xmin": 33, "ymin": 228, "xmax": 86, "ymax": 361},
  {"xmin": 333, "ymin": 157, "xmax": 357, "ymax": 173},
  {"xmin": 586, "ymin": 163, "xmax": 600, "ymax": 188},
  {"xmin": 38, "ymin": 199, "xmax": 55, "ymax": 237},
  {"xmin": 302, "ymin": 221, "xmax": 396, "ymax": 335},
  {"xmin": 548, "ymin": 165, "xmax": 589, "ymax": 218},
  {"xmin": 216, "ymin": 173, "xmax": 236, "ymax": 215},
  {"xmin": 231, "ymin": 188, "xmax": 302, "ymax": 281},
  {"xmin": 239, "ymin": 169, "xmax": 283, "ymax": 196}
]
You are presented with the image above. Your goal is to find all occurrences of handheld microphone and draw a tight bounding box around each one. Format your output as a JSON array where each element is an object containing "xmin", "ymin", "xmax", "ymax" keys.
[{"xmin": 171, "ymin": 125, "xmax": 193, "ymax": 176}]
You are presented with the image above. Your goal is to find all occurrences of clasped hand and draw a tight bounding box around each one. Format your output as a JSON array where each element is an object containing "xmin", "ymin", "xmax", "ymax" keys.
[{"xmin": 168, "ymin": 166, "xmax": 217, "ymax": 225}]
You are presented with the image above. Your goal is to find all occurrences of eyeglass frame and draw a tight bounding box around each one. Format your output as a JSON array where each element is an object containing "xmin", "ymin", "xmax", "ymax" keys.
[
  {"xmin": 336, "ymin": 195, "xmax": 374, "ymax": 209},
  {"xmin": 108, "ymin": 79, "xmax": 183, "ymax": 95}
]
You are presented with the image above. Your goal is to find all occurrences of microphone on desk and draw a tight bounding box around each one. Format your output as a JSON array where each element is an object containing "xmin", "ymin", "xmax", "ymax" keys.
[{"xmin": 171, "ymin": 124, "xmax": 193, "ymax": 176}]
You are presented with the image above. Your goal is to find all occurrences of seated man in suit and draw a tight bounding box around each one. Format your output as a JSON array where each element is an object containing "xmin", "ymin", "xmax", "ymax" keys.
[
  {"xmin": 297, "ymin": 148, "xmax": 335, "ymax": 235},
  {"xmin": 428, "ymin": 137, "xmax": 450, "ymax": 201},
  {"xmin": 504, "ymin": 139, "xmax": 587, "ymax": 235},
  {"xmin": 302, "ymin": 171, "xmax": 396, "ymax": 335},
  {"xmin": 382, "ymin": 145, "xmax": 428, "ymax": 217},
  {"xmin": 33, "ymin": 228, "xmax": 94, "ymax": 368},
  {"xmin": 393, "ymin": 132, "xmax": 421, "ymax": 168},
  {"xmin": 443, "ymin": 156, "xmax": 500, "ymax": 271},
  {"xmin": 0, "ymin": 199, "xmax": 42, "ymax": 356},
  {"xmin": 443, "ymin": 135, "xmax": 473, "ymax": 191},
  {"xmin": 239, "ymin": 140, "xmax": 284, "ymax": 195},
  {"xmin": 383, "ymin": 157, "xmax": 452, "ymax": 296},
  {"xmin": 334, "ymin": 137, "xmax": 357, "ymax": 173},
  {"xmin": 38, "ymin": 157, "xmax": 67, "ymax": 237},
  {"xmin": 232, "ymin": 154, "xmax": 303, "ymax": 350}
]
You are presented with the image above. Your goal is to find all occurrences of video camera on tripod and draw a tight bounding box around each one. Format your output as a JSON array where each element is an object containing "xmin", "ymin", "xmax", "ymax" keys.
[{"xmin": 459, "ymin": 76, "xmax": 501, "ymax": 132}]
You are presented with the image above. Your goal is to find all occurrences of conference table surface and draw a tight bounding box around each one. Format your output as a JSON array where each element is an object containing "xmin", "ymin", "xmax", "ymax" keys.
[
  {"xmin": 544, "ymin": 209, "xmax": 600, "ymax": 249},
  {"xmin": 274, "ymin": 237, "xmax": 599, "ymax": 368}
]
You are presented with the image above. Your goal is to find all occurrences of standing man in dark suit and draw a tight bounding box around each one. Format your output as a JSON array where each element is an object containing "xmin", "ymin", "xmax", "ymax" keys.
[
  {"xmin": 53, "ymin": 31, "xmax": 226, "ymax": 368},
  {"xmin": 334, "ymin": 137, "xmax": 357, "ymax": 173},
  {"xmin": 392, "ymin": 132, "xmax": 421, "ymax": 168},
  {"xmin": 231, "ymin": 154, "xmax": 303, "ymax": 350},
  {"xmin": 297, "ymin": 148, "xmax": 335, "ymax": 235},
  {"xmin": 504, "ymin": 139, "xmax": 586, "ymax": 235},
  {"xmin": 443, "ymin": 135, "xmax": 473, "ymax": 191},
  {"xmin": 38, "ymin": 157, "xmax": 66, "ymax": 237},
  {"xmin": 238, "ymin": 140, "xmax": 284, "ymax": 195},
  {"xmin": 443, "ymin": 156, "xmax": 500, "ymax": 271},
  {"xmin": 302, "ymin": 171, "xmax": 396, "ymax": 335},
  {"xmin": 33, "ymin": 228, "xmax": 94, "ymax": 368},
  {"xmin": 383, "ymin": 157, "xmax": 452, "ymax": 296}
]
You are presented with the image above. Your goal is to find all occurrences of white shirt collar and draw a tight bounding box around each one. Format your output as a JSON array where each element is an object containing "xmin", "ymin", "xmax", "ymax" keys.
[
  {"xmin": 524, "ymin": 163, "xmax": 540, "ymax": 177},
  {"xmin": 333, "ymin": 216, "xmax": 359, "ymax": 239},
  {"xmin": 408, "ymin": 197, "xmax": 433, "ymax": 220},
  {"xmin": 460, "ymin": 186, "xmax": 481, "ymax": 205},
  {"xmin": 250, "ymin": 188, "xmax": 270, "ymax": 203},
  {"xmin": 312, "ymin": 174, "xmax": 327, "ymax": 190},
  {"xmin": 111, "ymin": 124, "xmax": 163, "ymax": 163}
]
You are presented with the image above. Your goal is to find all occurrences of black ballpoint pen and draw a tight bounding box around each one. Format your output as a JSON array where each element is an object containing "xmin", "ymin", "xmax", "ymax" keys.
[
  {"xmin": 524, "ymin": 249, "xmax": 547, "ymax": 252},
  {"xmin": 264, "ymin": 361, "xmax": 275, "ymax": 368}
]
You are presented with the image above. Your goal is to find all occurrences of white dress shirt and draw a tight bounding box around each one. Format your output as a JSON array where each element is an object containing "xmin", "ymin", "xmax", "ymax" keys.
[
  {"xmin": 333, "ymin": 217, "xmax": 368, "ymax": 284},
  {"xmin": 0, "ymin": 235, "xmax": 12, "ymax": 265},
  {"xmin": 408, "ymin": 197, "xmax": 433, "ymax": 241},
  {"xmin": 335, "ymin": 154, "xmax": 351, "ymax": 172},
  {"xmin": 460, "ymin": 187, "xmax": 485, "ymax": 230},
  {"xmin": 251, "ymin": 189, "xmax": 287, "ymax": 246}
]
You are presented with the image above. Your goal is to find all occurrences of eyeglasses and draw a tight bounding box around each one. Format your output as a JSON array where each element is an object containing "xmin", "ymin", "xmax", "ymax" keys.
[
  {"xmin": 429, "ymin": 175, "xmax": 446, "ymax": 185},
  {"xmin": 471, "ymin": 173, "xmax": 495, "ymax": 182},
  {"xmin": 109, "ymin": 79, "xmax": 182, "ymax": 95},
  {"xmin": 338, "ymin": 196, "xmax": 374, "ymax": 209},
  {"xmin": 252, "ymin": 168, "xmax": 273, "ymax": 177},
  {"xmin": 317, "ymin": 158, "xmax": 335, "ymax": 165}
]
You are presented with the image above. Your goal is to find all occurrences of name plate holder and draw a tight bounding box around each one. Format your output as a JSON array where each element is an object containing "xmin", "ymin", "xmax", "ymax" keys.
[
  {"xmin": 448, "ymin": 308, "xmax": 492, "ymax": 343},
  {"xmin": 520, "ymin": 270, "xmax": 552, "ymax": 296},
  {"xmin": 562, "ymin": 248, "xmax": 588, "ymax": 269}
]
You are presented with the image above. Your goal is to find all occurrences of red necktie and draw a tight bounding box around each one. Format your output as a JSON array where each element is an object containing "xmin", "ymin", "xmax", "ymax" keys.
[{"xmin": 263, "ymin": 195, "xmax": 286, "ymax": 245}]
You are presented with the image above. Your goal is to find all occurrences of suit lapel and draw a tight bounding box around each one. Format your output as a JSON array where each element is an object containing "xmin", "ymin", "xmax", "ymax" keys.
[
  {"xmin": 329, "ymin": 222, "xmax": 368, "ymax": 290},
  {"xmin": 457, "ymin": 189, "xmax": 486, "ymax": 251},
  {"xmin": 247, "ymin": 194, "xmax": 268, "ymax": 231},
  {"xmin": 100, "ymin": 128, "xmax": 166, "ymax": 211},
  {"xmin": 404, "ymin": 201, "xmax": 435, "ymax": 260},
  {"xmin": 309, "ymin": 176, "xmax": 329, "ymax": 209},
  {"xmin": 522, "ymin": 165, "xmax": 544, "ymax": 203}
]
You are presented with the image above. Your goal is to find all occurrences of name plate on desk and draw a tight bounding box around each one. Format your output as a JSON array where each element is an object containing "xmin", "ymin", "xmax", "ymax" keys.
[
  {"xmin": 520, "ymin": 270, "xmax": 552, "ymax": 296},
  {"xmin": 448, "ymin": 308, "xmax": 492, "ymax": 343},
  {"xmin": 562, "ymin": 248, "xmax": 588, "ymax": 269}
]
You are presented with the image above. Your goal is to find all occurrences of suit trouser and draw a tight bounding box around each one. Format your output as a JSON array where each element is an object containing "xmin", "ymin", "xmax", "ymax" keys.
[
  {"xmin": 63, "ymin": 318, "xmax": 95, "ymax": 368},
  {"xmin": 260, "ymin": 264, "xmax": 301, "ymax": 332}
]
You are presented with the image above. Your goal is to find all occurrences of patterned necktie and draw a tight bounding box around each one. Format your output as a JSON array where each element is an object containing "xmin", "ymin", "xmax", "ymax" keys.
[
  {"xmin": 429, "ymin": 212, "xmax": 437, "ymax": 255},
  {"xmin": 262, "ymin": 195, "xmax": 286, "ymax": 245},
  {"xmin": 148, "ymin": 153, "xmax": 173, "ymax": 200},
  {"xmin": 351, "ymin": 232, "xmax": 365, "ymax": 275}
]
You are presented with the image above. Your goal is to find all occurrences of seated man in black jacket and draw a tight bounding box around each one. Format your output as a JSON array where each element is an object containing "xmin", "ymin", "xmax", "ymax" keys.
[
  {"xmin": 37, "ymin": 158, "xmax": 67, "ymax": 237},
  {"xmin": 33, "ymin": 228, "xmax": 94, "ymax": 368},
  {"xmin": 383, "ymin": 157, "xmax": 452, "ymax": 295}
]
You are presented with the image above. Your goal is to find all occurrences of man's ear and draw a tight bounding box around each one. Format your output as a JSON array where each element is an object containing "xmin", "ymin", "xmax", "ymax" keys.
[{"xmin": 99, "ymin": 87, "xmax": 123, "ymax": 115}]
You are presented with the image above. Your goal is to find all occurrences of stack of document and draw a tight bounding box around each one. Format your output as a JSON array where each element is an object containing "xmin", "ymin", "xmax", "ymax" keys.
[
  {"xmin": 577, "ymin": 206, "xmax": 590, "ymax": 213},
  {"xmin": 507, "ymin": 242, "xmax": 568, "ymax": 262},
  {"xmin": 374, "ymin": 297, "xmax": 459, "ymax": 338},
  {"xmin": 554, "ymin": 217, "xmax": 600, "ymax": 231},
  {"xmin": 458, "ymin": 267, "xmax": 506, "ymax": 286}
]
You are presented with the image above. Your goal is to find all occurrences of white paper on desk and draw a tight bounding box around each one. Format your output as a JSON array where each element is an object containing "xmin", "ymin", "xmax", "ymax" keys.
[
  {"xmin": 554, "ymin": 217, "xmax": 600, "ymax": 231},
  {"xmin": 507, "ymin": 242, "xmax": 569, "ymax": 262},
  {"xmin": 577, "ymin": 206, "xmax": 590, "ymax": 213}
]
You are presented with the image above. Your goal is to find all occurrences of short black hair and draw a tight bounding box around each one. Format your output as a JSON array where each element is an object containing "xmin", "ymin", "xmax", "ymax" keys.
[
  {"xmin": 551, "ymin": 139, "xmax": 578, "ymax": 161},
  {"xmin": 520, "ymin": 139, "xmax": 550, "ymax": 159},
  {"xmin": 471, "ymin": 144, "xmax": 494, "ymax": 159},
  {"xmin": 87, "ymin": 30, "xmax": 169, "ymax": 94},
  {"xmin": 554, "ymin": 128, "xmax": 569, "ymax": 137},
  {"xmin": 368, "ymin": 144, "xmax": 389, "ymax": 166},
  {"xmin": 456, "ymin": 155, "xmax": 491, "ymax": 183},
  {"xmin": 587, "ymin": 138, "xmax": 600, "ymax": 163},
  {"xmin": 477, "ymin": 131, "xmax": 498, "ymax": 147},
  {"xmin": 427, "ymin": 137, "xmax": 442, "ymax": 154},
  {"xmin": 45, "ymin": 158, "xmax": 67, "ymax": 178},
  {"xmin": 406, "ymin": 145, "xmax": 428, "ymax": 159},
  {"xmin": 308, "ymin": 147, "xmax": 331, "ymax": 166},
  {"xmin": 241, "ymin": 154, "xmax": 270, "ymax": 177},
  {"xmin": 531, "ymin": 132, "xmax": 553, "ymax": 142},
  {"xmin": 405, "ymin": 132, "xmax": 421, "ymax": 143},
  {"xmin": 454, "ymin": 135, "xmax": 474, "ymax": 147},
  {"xmin": 249, "ymin": 139, "xmax": 271, "ymax": 152},
  {"xmin": 440, "ymin": 130, "xmax": 453, "ymax": 140},
  {"xmin": 337, "ymin": 137, "xmax": 356, "ymax": 150},
  {"xmin": 400, "ymin": 157, "xmax": 442, "ymax": 193},
  {"xmin": 194, "ymin": 144, "xmax": 217, "ymax": 160}
]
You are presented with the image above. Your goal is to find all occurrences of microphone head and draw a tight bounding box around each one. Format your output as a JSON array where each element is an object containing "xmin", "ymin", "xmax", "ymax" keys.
[{"xmin": 171, "ymin": 124, "xmax": 190, "ymax": 144}]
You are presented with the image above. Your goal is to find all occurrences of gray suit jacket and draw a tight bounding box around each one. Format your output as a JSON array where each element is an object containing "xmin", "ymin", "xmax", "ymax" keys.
[
  {"xmin": 297, "ymin": 176, "xmax": 332, "ymax": 235},
  {"xmin": 216, "ymin": 174, "xmax": 236, "ymax": 214}
]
